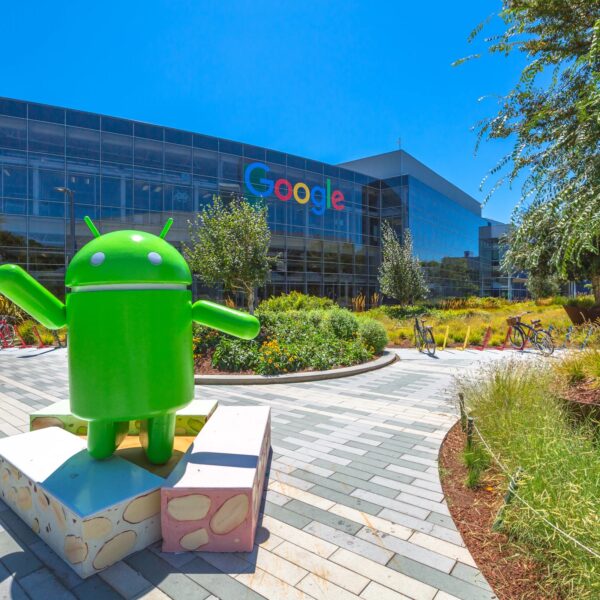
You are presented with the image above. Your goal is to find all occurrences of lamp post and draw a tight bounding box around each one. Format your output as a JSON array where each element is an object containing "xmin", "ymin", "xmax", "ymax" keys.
[{"xmin": 55, "ymin": 187, "xmax": 76, "ymax": 264}]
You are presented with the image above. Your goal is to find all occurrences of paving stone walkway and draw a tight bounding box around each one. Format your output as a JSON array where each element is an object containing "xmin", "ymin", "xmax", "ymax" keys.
[{"xmin": 0, "ymin": 347, "xmax": 507, "ymax": 600}]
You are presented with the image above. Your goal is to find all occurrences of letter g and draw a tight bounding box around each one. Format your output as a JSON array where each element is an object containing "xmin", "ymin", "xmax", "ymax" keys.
[{"xmin": 244, "ymin": 162, "xmax": 274, "ymax": 198}]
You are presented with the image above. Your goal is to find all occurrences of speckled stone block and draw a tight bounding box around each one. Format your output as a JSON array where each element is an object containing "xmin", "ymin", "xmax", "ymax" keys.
[
  {"xmin": 0, "ymin": 427, "xmax": 164, "ymax": 578},
  {"xmin": 161, "ymin": 406, "xmax": 271, "ymax": 553},
  {"xmin": 29, "ymin": 399, "xmax": 218, "ymax": 436}
]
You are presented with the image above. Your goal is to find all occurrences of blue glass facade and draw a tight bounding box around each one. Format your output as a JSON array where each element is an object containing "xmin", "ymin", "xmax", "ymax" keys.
[{"xmin": 0, "ymin": 97, "xmax": 502, "ymax": 303}]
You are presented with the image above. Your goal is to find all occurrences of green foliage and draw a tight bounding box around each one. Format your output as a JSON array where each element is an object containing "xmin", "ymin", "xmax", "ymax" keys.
[
  {"xmin": 461, "ymin": 3, "xmax": 600, "ymax": 301},
  {"xmin": 525, "ymin": 273, "xmax": 564, "ymax": 300},
  {"xmin": 184, "ymin": 196, "xmax": 277, "ymax": 312},
  {"xmin": 193, "ymin": 324, "xmax": 221, "ymax": 355},
  {"xmin": 463, "ymin": 443, "xmax": 491, "ymax": 489},
  {"xmin": 378, "ymin": 223, "xmax": 428, "ymax": 305},
  {"xmin": 380, "ymin": 304, "xmax": 427, "ymax": 320},
  {"xmin": 457, "ymin": 359, "xmax": 600, "ymax": 598},
  {"xmin": 212, "ymin": 337, "xmax": 259, "ymax": 372},
  {"xmin": 257, "ymin": 291, "xmax": 335, "ymax": 312},
  {"xmin": 194, "ymin": 307, "xmax": 376, "ymax": 375},
  {"xmin": 565, "ymin": 295, "xmax": 596, "ymax": 308},
  {"xmin": 325, "ymin": 309, "xmax": 358, "ymax": 340},
  {"xmin": 358, "ymin": 319, "xmax": 388, "ymax": 354}
]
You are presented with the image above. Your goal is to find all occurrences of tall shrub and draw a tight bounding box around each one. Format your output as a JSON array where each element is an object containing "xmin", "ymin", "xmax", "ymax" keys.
[{"xmin": 378, "ymin": 222, "xmax": 429, "ymax": 305}]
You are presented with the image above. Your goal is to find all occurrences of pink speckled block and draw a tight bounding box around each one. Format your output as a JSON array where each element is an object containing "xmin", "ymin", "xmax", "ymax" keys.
[{"xmin": 161, "ymin": 406, "xmax": 271, "ymax": 553}]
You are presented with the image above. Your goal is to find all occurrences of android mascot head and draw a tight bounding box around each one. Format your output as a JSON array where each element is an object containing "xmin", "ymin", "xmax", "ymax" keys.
[{"xmin": 66, "ymin": 218, "xmax": 191, "ymax": 289}]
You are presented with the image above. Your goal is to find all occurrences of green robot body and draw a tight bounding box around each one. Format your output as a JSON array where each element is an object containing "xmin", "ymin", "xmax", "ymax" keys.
[
  {"xmin": 67, "ymin": 289, "xmax": 193, "ymax": 421},
  {"xmin": 0, "ymin": 218, "xmax": 260, "ymax": 464}
]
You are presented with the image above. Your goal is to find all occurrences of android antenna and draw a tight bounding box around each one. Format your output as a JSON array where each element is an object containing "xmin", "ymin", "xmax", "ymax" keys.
[
  {"xmin": 84, "ymin": 216, "xmax": 101, "ymax": 238},
  {"xmin": 159, "ymin": 218, "xmax": 174, "ymax": 239}
]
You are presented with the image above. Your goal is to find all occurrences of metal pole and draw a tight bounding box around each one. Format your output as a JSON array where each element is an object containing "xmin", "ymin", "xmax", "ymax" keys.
[
  {"xmin": 493, "ymin": 467, "xmax": 523, "ymax": 531},
  {"xmin": 458, "ymin": 393, "xmax": 466, "ymax": 431},
  {"xmin": 68, "ymin": 189, "xmax": 75, "ymax": 262},
  {"xmin": 466, "ymin": 416, "xmax": 474, "ymax": 450},
  {"xmin": 55, "ymin": 187, "xmax": 76, "ymax": 264}
]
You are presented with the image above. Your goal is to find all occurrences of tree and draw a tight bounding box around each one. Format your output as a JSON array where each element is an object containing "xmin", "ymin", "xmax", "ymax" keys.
[
  {"xmin": 184, "ymin": 196, "xmax": 276, "ymax": 313},
  {"xmin": 378, "ymin": 223, "xmax": 429, "ymax": 305},
  {"xmin": 526, "ymin": 272, "xmax": 564, "ymax": 299},
  {"xmin": 459, "ymin": 2, "xmax": 600, "ymax": 301}
]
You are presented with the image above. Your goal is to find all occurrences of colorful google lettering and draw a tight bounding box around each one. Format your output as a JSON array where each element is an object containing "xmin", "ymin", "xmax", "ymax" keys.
[{"xmin": 244, "ymin": 162, "xmax": 345, "ymax": 216}]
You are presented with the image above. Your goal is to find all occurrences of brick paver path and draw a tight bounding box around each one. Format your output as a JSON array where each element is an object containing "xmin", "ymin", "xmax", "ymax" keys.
[{"xmin": 0, "ymin": 347, "xmax": 503, "ymax": 600}]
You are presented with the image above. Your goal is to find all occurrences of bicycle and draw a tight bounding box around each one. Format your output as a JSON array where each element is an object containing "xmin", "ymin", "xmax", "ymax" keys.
[
  {"xmin": 0, "ymin": 316, "xmax": 16, "ymax": 348},
  {"xmin": 414, "ymin": 315, "xmax": 436, "ymax": 356},
  {"xmin": 506, "ymin": 312, "xmax": 554, "ymax": 356}
]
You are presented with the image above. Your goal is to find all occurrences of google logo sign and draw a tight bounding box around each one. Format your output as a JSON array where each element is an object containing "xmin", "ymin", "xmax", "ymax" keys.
[{"xmin": 244, "ymin": 162, "xmax": 345, "ymax": 216}]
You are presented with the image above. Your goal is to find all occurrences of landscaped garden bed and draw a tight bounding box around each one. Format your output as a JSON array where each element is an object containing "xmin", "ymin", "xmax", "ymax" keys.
[
  {"xmin": 362, "ymin": 295, "xmax": 600, "ymax": 349},
  {"xmin": 194, "ymin": 292, "xmax": 388, "ymax": 375},
  {"xmin": 440, "ymin": 422, "xmax": 557, "ymax": 600},
  {"xmin": 443, "ymin": 356, "xmax": 600, "ymax": 599}
]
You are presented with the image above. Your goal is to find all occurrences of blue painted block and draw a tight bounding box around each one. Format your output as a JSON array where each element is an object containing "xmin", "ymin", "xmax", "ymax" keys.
[{"xmin": 0, "ymin": 428, "xmax": 164, "ymax": 578}]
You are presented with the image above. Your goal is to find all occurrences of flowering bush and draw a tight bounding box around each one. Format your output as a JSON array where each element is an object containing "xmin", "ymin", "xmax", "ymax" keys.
[
  {"xmin": 256, "ymin": 339, "xmax": 304, "ymax": 375},
  {"xmin": 193, "ymin": 293, "xmax": 388, "ymax": 375}
]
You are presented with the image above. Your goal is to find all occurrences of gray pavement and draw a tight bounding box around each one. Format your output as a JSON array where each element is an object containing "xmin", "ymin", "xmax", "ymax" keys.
[{"xmin": 0, "ymin": 346, "xmax": 506, "ymax": 600}]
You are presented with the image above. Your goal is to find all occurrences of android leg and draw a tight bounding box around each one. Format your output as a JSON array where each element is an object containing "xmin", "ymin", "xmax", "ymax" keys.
[
  {"xmin": 140, "ymin": 412, "xmax": 176, "ymax": 465},
  {"xmin": 87, "ymin": 420, "xmax": 129, "ymax": 459}
]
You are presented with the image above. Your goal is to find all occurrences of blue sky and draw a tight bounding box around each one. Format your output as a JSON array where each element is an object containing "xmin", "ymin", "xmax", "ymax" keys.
[{"xmin": 1, "ymin": 0, "xmax": 523, "ymax": 222}]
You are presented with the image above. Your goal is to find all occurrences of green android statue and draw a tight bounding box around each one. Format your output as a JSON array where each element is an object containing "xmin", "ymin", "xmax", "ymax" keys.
[{"xmin": 0, "ymin": 217, "xmax": 260, "ymax": 464}]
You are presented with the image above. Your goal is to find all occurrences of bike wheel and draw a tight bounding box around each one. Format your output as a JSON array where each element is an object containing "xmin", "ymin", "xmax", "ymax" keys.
[
  {"xmin": 534, "ymin": 330, "xmax": 554, "ymax": 356},
  {"xmin": 424, "ymin": 328, "xmax": 436, "ymax": 357},
  {"xmin": 414, "ymin": 326, "xmax": 423, "ymax": 352},
  {"xmin": 0, "ymin": 324, "xmax": 15, "ymax": 347},
  {"xmin": 509, "ymin": 327, "xmax": 525, "ymax": 350}
]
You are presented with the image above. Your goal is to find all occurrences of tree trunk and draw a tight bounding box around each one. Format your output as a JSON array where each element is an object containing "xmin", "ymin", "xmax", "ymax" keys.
[
  {"xmin": 592, "ymin": 271, "xmax": 600, "ymax": 305},
  {"xmin": 247, "ymin": 288, "xmax": 255, "ymax": 315}
]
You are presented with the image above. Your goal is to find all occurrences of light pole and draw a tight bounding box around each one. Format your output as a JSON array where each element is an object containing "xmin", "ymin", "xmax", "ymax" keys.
[{"xmin": 55, "ymin": 187, "xmax": 76, "ymax": 264}]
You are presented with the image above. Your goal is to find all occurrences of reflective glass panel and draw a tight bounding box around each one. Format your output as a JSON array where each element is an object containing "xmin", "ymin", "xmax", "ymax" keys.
[
  {"xmin": 0, "ymin": 116, "xmax": 26, "ymax": 150},
  {"xmin": 102, "ymin": 132, "xmax": 133, "ymax": 164},
  {"xmin": 28, "ymin": 121, "xmax": 64, "ymax": 154},
  {"xmin": 66, "ymin": 127, "xmax": 100, "ymax": 160}
]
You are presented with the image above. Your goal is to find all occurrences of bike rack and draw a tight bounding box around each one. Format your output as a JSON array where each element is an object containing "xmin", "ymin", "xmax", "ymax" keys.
[
  {"xmin": 460, "ymin": 326, "xmax": 471, "ymax": 351},
  {"xmin": 32, "ymin": 326, "xmax": 51, "ymax": 349},
  {"xmin": 14, "ymin": 328, "xmax": 32, "ymax": 348},
  {"xmin": 496, "ymin": 326, "xmax": 512, "ymax": 350},
  {"xmin": 438, "ymin": 325, "xmax": 449, "ymax": 351},
  {"xmin": 477, "ymin": 326, "xmax": 492, "ymax": 351}
]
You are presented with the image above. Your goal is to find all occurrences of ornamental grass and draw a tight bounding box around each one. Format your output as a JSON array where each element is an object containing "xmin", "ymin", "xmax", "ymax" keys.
[{"xmin": 457, "ymin": 358, "xmax": 600, "ymax": 599}]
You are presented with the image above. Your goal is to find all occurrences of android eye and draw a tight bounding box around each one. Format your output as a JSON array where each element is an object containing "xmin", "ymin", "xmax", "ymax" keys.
[
  {"xmin": 148, "ymin": 252, "xmax": 162, "ymax": 265},
  {"xmin": 90, "ymin": 252, "xmax": 105, "ymax": 266}
]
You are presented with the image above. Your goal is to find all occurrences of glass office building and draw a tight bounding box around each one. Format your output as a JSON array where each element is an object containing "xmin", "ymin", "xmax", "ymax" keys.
[{"xmin": 0, "ymin": 97, "xmax": 504, "ymax": 303}]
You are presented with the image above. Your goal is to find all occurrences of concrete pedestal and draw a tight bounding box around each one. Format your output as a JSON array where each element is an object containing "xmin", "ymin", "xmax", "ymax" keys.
[
  {"xmin": 161, "ymin": 406, "xmax": 271, "ymax": 553},
  {"xmin": 0, "ymin": 428, "xmax": 164, "ymax": 578}
]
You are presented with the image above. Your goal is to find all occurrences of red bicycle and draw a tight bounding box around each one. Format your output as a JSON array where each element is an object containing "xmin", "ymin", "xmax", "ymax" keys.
[{"xmin": 0, "ymin": 317, "xmax": 16, "ymax": 348}]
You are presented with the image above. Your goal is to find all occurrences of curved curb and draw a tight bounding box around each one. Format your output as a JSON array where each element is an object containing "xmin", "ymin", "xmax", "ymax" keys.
[{"xmin": 195, "ymin": 350, "xmax": 398, "ymax": 385}]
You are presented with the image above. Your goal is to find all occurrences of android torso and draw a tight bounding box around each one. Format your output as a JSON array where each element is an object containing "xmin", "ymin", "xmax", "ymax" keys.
[{"xmin": 67, "ymin": 289, "xmax": 194, "ymax": 421}]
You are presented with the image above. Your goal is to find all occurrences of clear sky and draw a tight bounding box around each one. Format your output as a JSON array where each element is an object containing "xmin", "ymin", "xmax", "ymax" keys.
[{"xmin": 1, "ymin": 0, "xmax": 523, "ymax": 223}]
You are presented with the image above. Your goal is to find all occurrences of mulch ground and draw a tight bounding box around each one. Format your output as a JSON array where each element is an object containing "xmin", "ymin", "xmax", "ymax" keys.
[{"xmin": 439, "ymin": 423, "xmax": 561, "ymax": 600}]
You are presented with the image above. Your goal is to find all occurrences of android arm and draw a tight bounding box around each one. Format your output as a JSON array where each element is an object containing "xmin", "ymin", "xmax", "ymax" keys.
[
  {"xmin": 0, "ymin": 264, "xmax": 66, "ymax": 329},
  {"xmin": 192, "ymin": 300, "xmax": 260, "ymax": 340}
]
